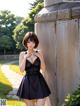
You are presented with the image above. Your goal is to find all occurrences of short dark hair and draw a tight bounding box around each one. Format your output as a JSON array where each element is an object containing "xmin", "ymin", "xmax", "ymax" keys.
[{"xmin": 22, "ymin": 32, "xmax": 39, "ymax": 49}]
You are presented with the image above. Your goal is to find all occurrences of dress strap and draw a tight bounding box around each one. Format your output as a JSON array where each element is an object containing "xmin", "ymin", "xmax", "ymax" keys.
[
  {"xmin": 25, "ymin": 51, "xmax": 27, "ymax": 54},
  {"xmin": 25, "ymin": 50, "xmax": 38, "ymax": 58},
  {"xmin": 35, "ymin": 50, "xmax": 38, "ymax": 53},
  {"xmin": 25, "ymin": 50, "xmax": 38, "ymax": 54}
]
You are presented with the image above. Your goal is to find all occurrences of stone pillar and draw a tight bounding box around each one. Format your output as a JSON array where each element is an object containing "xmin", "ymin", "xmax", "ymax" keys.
[
  {"xmin": 35, "ymin": 0, "xmax": 80, "ymax": 106},
  {"xmin": 44, "ymin": 0, "xmax": 63, "ymax": 6},
  {"xmin": 44, "ymin": 0, "xmax": 80, "ymax": 7}
]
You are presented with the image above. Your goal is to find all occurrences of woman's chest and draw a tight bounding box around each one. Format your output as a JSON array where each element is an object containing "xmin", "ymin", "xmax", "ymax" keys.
[{"xmin": 25, "ymin": 57, "xmax": 41, "ymax": 69}]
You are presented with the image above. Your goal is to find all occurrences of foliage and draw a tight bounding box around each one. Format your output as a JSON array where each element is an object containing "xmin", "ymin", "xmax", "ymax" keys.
[
  {"xmin": 0, "ymin": 35, "xmax": 13, "ymax": 49},
  {"xmin": 0, "ymin": 10, "xmax": 17, "ymax": 36},
  {"xmin": 0, "ymin": 0, "xmax": 44, "ymax": 52},
  {"xmin": 0, "ymin": 10, "xmax": 23, "ymax": 54},
  {"xmin": 30, "ymin": 0, "xmax": 43, "ymax": 8},
  {"xmin": 65, "ymin": 85, "xmax": 80, "ymax": 106},
  {"xmin": 13, "ymin": 1, "xmax": 44, "ymax": 50},
  {"xmin": 13, "ymin": 23, "xmax": 28, "ymax": 50}
]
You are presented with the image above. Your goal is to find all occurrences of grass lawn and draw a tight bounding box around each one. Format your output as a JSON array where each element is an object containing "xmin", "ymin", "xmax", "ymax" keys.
[
  {"xmin": 0, "ymin": 60, "xmax": 26, "ymax": 106},
  {"xmin": 7, "ymin": 99, "xmax": 26, "ymax": 106},
  {"xmin": 9, "ymin": 61, "xmax": 25, "ymax": 76},
  {"xmin": 0, "ymin": 67, "xmax": 12, "ymax": 99}
]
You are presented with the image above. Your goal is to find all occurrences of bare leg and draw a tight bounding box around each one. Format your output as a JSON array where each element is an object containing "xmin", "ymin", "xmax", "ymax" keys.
[
  {"xmin": 24, "ymin": 99, "xmax": 35, "ymax": 106},
  {"xmin": 36, "ymin": 97, "xmax": 46, "ymax": 106}
]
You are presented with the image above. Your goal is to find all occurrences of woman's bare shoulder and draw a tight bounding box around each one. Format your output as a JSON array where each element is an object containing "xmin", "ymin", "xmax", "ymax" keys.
[
  {"xmin": 36, "ymin": 49, "xmax": 43, "ymax": 58},
  {"xmin": 19, "ymin": 51, "xmax": 26, "ymax": 56},
  {"xmin": 37, "ymin": 49, "xmax": 43, "ymax": 54}
]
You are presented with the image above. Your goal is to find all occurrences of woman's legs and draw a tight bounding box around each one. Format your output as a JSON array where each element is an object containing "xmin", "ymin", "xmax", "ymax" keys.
[
  {"xmin": 36, "ymin": 97, "xmax": 46, "ymax": 106},
  {"xmin": 23, "ymin": 97, "xmax": 47, "ymax": 106},
  {"xmin": 24, "ymin": 99, "xmax": 35, "ymax": 106}
]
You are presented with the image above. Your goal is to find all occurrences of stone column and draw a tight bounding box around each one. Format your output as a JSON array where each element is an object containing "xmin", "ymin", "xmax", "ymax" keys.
[
  {"xmin": 44, "ymin": 0, "xmax": 63, "ymax": 6},
  {"xmin": 35, "ymin": 0, "xmax": 80, "ymax": 106},
  {"xmin": 44, "ymin": 0, "xmax": 80, "ymax": 6}
]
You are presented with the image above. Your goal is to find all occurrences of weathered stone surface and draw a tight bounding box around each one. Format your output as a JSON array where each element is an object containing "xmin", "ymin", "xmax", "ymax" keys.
[
  {"xmin": 35, "ymin": 3, "xmax": 80, "ymax": 22},
  {"xmin": 44, "ymin": 0, "xmax": 62, "ymax": 7},
  {"xmin": 35, "ymin": 0, "xmax": 80, "ymax": 106},
  {"xmin": 56, "ymin": 19, "xmax": 79, "ymax": 104},
  {"xmin": 35, "ymin": 22, "xmax": 57, "ymax": 106},
  {"xmin": 57, "ymin": 9, "xmax": 71, "ymax": 20},
  {"xmin": 44, "ymin": 0, "xmax": 80, "ymax": 7},
  {"xmin": 35, "ymin": 11, "xmax": 57, "ymax": 22},
  {"xmin": 72, "ymin": 7, "xmax": 80, "ymax": 18}
]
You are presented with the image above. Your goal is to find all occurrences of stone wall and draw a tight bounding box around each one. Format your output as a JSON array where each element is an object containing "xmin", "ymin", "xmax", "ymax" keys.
[
  {"xmin": 0, "ymin": 55, "xmax": 19, "ymax": 60},
  {"xmin": 35, "ymin": 1, "xmax": 80, "ymax": 106}
]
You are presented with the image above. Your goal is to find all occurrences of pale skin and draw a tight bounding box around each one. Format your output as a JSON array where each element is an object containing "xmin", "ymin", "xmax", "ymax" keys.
[{"xmin": 19, "ymin": 40, "xmax": 48, "ymax": 106}]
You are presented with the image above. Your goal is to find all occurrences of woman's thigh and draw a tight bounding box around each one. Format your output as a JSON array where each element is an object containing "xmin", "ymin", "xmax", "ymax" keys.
[
  {"xmin": 23, "ymin": 99, "xmax": 35, "ymax": 106},
  {"xmin": 36, "ymin": 97, "xmax": 47, "ymax": 106}
]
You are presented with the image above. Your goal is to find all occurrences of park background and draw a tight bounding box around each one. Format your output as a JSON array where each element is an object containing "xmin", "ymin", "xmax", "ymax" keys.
[
  {"xmin": 0, "ymin": 0, "xmax": 80, "ymax": 106},
  {"xmin": 0, "ymin": 0, "xmax": 43, "ymax": 106}
]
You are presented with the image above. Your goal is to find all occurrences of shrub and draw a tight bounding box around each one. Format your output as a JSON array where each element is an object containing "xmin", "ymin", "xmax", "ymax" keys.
[{"xmin": 65, "ymin": 85, "xmax": 80, "ymax": 106}]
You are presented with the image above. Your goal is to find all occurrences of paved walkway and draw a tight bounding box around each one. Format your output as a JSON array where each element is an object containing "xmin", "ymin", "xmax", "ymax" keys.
[{"xmin": 1, "ymin": 61, "xmax": 23, "ymax": 99}]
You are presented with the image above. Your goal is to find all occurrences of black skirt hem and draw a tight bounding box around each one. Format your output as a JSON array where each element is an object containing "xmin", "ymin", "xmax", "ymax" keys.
[{"xmin": 17, "ymin": 93, "xmax": 51, "ymax": 100}]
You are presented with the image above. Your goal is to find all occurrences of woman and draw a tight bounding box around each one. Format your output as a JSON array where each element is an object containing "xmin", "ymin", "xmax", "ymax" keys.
[{"xmin": 16, "ymin": 32, "xmax": 51, "ymax": 106}]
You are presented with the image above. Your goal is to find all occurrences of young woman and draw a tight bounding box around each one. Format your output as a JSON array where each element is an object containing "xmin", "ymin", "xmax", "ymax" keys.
[{"xmin": 16, "ymin": 32, "xmax": 51, "ymax": 106}]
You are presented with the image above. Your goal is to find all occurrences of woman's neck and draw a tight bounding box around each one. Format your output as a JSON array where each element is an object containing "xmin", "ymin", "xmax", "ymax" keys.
[{"xmin": 27, "ymin": 49, "xmax": 35, "ymax": 54}]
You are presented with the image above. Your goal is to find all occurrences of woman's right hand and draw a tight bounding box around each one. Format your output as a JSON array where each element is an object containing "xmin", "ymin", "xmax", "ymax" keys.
[{"xmin": 23, "ymin": 52, "xmax": 31, "ymax": 59}]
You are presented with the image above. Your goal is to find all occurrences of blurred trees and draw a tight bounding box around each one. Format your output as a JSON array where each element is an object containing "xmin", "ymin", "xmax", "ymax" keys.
[
  {"xmin": 0, "ymin": 0, "xmax": 44, "ymax": 54},
  {"xmin": 13, "ymin": 0, "xmax": 43, "ymax": 51},
  {"xmin": 0, "ymin": 10, "xmax": 23, "ymax": 54}
]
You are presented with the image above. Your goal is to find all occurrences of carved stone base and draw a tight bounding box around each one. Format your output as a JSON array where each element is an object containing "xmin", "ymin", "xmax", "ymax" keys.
[{"xmin": 35, "ymin": 2, "xmax": 80, "ymax": 22}]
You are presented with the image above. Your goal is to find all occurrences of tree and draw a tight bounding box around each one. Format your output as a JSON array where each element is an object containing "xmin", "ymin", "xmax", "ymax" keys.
[
  {"xmin": 0, "ymin": 35, "xmax": 13, "ymax": 54},
  {"xmin": 13, "ymin": 1, "xmax": 44, "ymax": 50},
  {"xmin": 13, "ymin": 23, "xmax": 28, "ymax": 50},
  {"xmin": 0, "ymin": 10, "xmax": 23, "ymax": 54},
  {"xmin": 30, "ymin": 0, "xmax": 43, "ymax": 8},
  {"xmin": 0, "ymin": 10, "xmax": 17, "ymax": 36}
]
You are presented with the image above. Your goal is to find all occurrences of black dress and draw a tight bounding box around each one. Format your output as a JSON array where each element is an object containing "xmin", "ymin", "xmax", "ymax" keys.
[{"xmin": 16, "ymin": 51, "xmax": 51, "ymax": 99}]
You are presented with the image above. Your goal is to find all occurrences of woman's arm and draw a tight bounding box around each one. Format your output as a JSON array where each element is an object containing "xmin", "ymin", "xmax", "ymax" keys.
[
  {"xmin": 38, "ymin": 50, "xmax": 46, "ymax": 72},
  {"xmin": 19, "ymin": 52, "xmax": 26, "ymax": 72}
]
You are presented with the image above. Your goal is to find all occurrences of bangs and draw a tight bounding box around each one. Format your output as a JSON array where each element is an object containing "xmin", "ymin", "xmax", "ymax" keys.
[{"xmin": 27, "ymin": 37, "xmax": 35, "ymax": 43}]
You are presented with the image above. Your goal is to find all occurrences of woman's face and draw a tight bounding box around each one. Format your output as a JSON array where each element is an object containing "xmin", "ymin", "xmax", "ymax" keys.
[{"xmin": 26, "ymin": 39, "xmax": 35, "ymax": 50}]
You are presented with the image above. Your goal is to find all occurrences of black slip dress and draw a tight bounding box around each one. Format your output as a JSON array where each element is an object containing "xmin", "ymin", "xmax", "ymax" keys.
[{"xmin": 16, "ymin": 50, "xmax": 51, "ymax": 99}]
